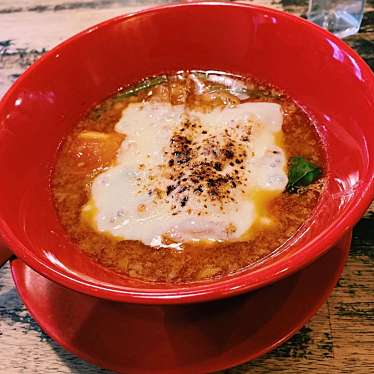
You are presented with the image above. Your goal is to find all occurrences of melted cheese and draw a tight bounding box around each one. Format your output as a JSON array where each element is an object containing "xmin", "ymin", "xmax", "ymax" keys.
[{"xmin": 83, "ymin": 102, "xmax": 288, "ymax": 246}]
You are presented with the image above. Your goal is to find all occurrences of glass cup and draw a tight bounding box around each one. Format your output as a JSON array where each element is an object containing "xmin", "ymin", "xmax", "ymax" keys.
[{"xmin": 307, "ymin": 0, "xmax": 365, "ymax": 38}]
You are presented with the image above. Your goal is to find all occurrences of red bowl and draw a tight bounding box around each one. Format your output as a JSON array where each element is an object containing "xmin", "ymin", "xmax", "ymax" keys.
[{"xmin": 0, "ymin": 2, "xmax": 373, "ymax": 304}]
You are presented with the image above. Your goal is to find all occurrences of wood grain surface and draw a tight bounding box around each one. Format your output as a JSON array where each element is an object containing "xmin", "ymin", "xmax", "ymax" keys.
[{"xmin": 0, "ymin": 1, "xmax": 373, "ymax": 373}]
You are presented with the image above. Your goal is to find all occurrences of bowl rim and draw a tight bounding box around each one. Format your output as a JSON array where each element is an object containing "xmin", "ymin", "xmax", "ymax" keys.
[{"xmin": 0, "ymin": 1, "xmax": 373, "ymax": 304}]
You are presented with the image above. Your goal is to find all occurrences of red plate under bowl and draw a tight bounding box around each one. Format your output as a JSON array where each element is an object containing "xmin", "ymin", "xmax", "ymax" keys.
[
  {"xmin": 0, "ymin": 2, "xmax": 373, "ymax": 304},
  {"xmin": 10, "ymin": 233, "xmax": 351, "ymax": 373}
]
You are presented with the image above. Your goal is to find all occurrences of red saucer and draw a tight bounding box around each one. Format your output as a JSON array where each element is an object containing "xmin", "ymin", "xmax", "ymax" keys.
[{"xmin": 11, "ymin": 233, "xmax": 351, "ymax": 373}]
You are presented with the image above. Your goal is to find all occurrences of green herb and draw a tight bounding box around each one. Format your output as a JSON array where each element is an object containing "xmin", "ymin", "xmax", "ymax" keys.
[
  {"xmin": 116, "ymin": 76, "xmax": 167, "ymax": 100},
  {"xmin": 286, "ymin": 156, "xmax": 322, "ymax": 193}
]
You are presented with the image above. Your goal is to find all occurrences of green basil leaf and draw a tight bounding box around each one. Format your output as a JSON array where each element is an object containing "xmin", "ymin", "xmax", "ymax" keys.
[
  {"xmin": 286, "ymin": 156, "xmax": 322, "ymax": 193},
  {"xmin": 116, "ymin": 76, "xmax": 167, "ymax": 100}
]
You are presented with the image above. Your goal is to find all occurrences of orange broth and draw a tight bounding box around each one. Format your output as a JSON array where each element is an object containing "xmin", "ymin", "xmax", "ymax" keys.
[{"xmin": 52, "ymin": 71, "xmax": 325, "ymax": 282}]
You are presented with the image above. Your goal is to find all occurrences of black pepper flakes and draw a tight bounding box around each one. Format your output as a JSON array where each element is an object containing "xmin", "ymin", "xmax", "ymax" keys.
[
  {"xmin": 224, "ymin": 149, "xmax": 234, "ymax": 159},
  {"xmin": 213, "ymin": 162, "xmax": 222, "ymax": 171},
  {"xmin": 166, "ymin": 185, "xmax": 176, "ymax": 195},
  {"xmin": 181, "ymin": 196, "xmax": 188, "ymax": 207},
  {"xmin": 146, "ymin": 111, "xmax": 254, "ymax": 213},
  {"xmin": 194, "ymin": 185, "xmax": 203, "ymax": 193}
]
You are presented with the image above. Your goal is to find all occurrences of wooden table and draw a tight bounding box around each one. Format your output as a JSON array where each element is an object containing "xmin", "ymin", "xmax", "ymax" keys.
[{"xmin": 0, "ymin": 1, "xmax": 373, "ymax": 373}]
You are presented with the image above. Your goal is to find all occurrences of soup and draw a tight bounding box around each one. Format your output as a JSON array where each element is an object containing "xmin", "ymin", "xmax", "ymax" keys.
[{"xmin": 52, "ymin": 71, "xmax": 325, "ymax": 283}]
